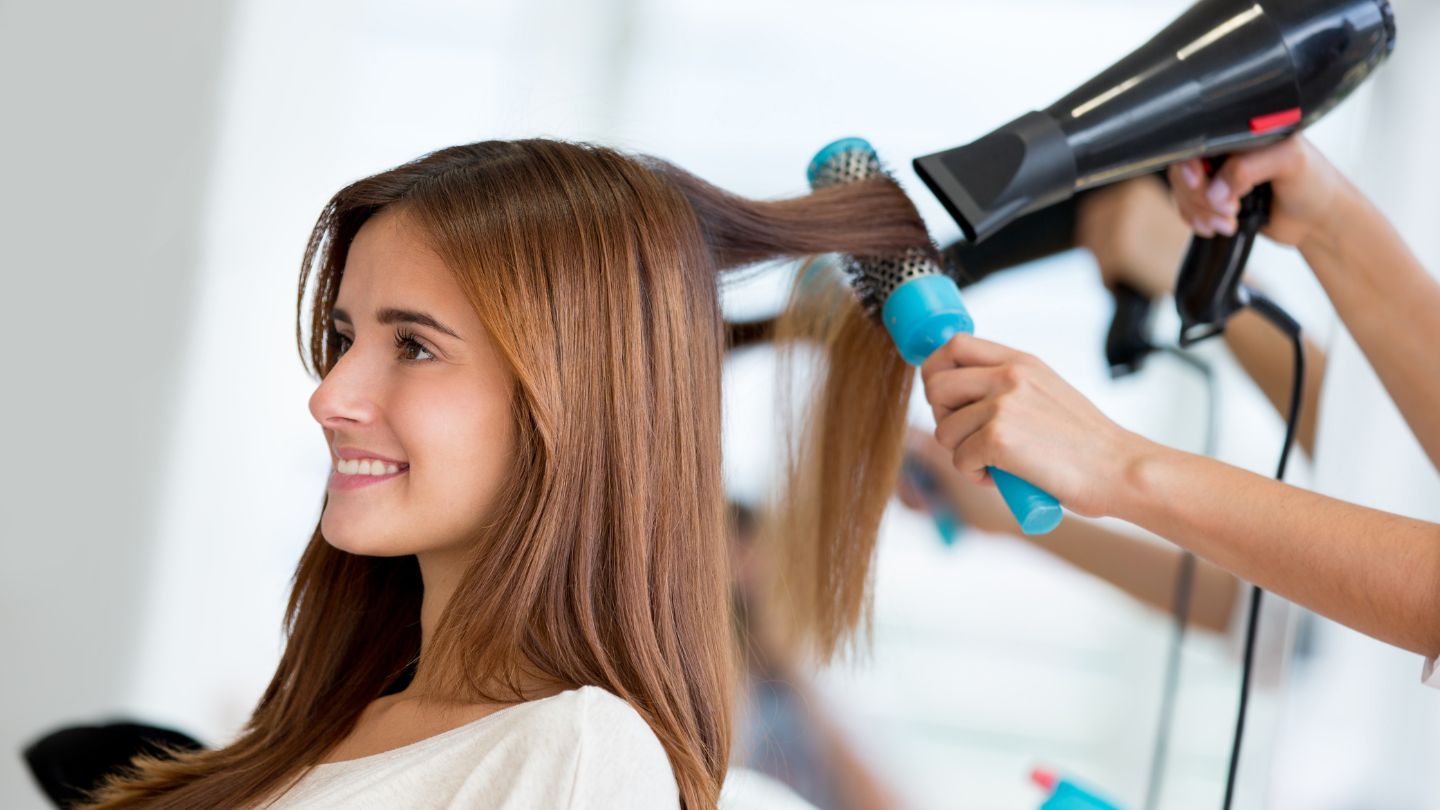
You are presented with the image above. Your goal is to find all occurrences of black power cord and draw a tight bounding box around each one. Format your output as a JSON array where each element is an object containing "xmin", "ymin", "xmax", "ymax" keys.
[
  {"xmin": 1124, "ymin": 285, "xmax": 1304, "ymax": 810},
  {"xmin": 1220, "ymin": 287, "xmax": 1305, "ymax": 810}
]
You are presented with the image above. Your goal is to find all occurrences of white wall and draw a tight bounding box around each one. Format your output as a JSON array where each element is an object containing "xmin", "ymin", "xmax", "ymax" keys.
[
  {"xmin": 0, "ymin": 2, "xmax": 235, "ymax": 807},
  {"xmin": 1267, "ymin": 2, "xmax": 1440, "ymax": 808}
]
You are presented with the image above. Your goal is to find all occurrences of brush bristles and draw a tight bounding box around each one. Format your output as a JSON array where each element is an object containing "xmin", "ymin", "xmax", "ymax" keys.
[
  {"xmin": 842, "ymin": 246, "xmax": 946, "ymax": 316},
  {"xmin": 811, "ymin": 146, "xmax": 946, "ymax": 317},
  {"xmin": 810, "ymin": 149, "xmax": 884, "ymax": 189}
]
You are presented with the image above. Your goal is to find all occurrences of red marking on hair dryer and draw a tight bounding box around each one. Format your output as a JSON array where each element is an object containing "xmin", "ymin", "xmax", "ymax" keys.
[{"xmin": 1249, "ymin": 107, "xmax": 1302, "ymax": 134}]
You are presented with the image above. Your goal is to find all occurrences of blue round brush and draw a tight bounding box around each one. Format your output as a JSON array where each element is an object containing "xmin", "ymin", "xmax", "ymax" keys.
[{"xmin": 807, "ymin": 137, "xmax": 1063, "ymax": 536}]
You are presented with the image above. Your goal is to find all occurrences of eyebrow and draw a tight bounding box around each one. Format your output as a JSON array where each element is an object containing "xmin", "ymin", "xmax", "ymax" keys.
[{"xmin": 332, "ymin": 307, "xmax": 462, "ymax": 340}]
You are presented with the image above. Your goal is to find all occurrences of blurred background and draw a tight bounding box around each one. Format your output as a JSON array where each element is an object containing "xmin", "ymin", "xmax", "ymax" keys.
[{"xmin": 4, "ymin": 0, "xmax": 1439, "ymax": 807}]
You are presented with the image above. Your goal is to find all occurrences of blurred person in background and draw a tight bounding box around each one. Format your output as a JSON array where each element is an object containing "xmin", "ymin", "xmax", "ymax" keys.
[{"xmin": 727, "ymin": 500, "xmax": 903, "ymax": 810}]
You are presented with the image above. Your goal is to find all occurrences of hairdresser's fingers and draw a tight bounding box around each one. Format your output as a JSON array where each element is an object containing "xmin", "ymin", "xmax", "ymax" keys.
[
  {"xmin": 933, "ymin": 398, "xmax": 999, "ymax": 460},
  {"xmin": 1170, "ymin": 158, "xmax": 1233, "ymax": 237},
  {"xmin": 1169, "ymin": 158, "xmax": 1202, "ymax": 202},
  {"xmin": 903, "ymin": 426, "xmax": 1020, "ymax": 534},
  {"xmin": 920, "ymin": 332, "xmax": 1029, "ymax": 386},
  {"xmin": 923, "ymin": 364, "xmax": 1017, "ymax": 418},
  {"xmin": 1169, "ymin": 159, "xmax": 1206, "ymax": 197},
  {"xmin": 1210, "ymin": 138, "xmax": 1305, "ymax": 212},
  {"xmin": 1173, "ymin": 136, "xmax": 1348, "ymax": 247},
  {"xmin": 931, "ymin": 352, "xmax": 1151, "ymax": 518},
  {"xmin": 949, "ymin": 419, "xmax": 1018, "ymax": 489},
  {"xmin": 1210, "ymin": 135, "xmax": 1348, "ymax": 247}
]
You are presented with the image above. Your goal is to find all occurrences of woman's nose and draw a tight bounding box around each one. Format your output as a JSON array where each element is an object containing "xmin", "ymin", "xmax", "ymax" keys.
[{"xmin": 308, "ymin": 352, "xmax": 380, "ymax": 429}]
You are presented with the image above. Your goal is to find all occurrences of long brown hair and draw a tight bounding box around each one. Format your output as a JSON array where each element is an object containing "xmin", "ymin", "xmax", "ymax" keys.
[{"xmin": 81, "ymin": 139, "xmax": 933, "ymax": 809}]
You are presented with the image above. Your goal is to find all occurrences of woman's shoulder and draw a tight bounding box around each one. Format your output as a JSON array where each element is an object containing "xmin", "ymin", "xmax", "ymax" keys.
[
  {"xmin": 527, "ymin": 686, "xmax": 678, "ymax": 804},
  {"xmin": 569, "ymin": 686, "xmax": 660, "ymax": 735},
  {"xmin": 519, "ymin": 685, "xmax": 668, "ymax": 756},
  {"xmin": 266, "ymin": 687, "xmax": 679, "ymax": 809}
]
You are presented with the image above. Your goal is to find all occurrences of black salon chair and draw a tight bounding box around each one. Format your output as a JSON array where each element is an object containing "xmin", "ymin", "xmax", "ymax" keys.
[{"xmin": 23, "ymin": 721, "xmax": 203, "ymax": 808}]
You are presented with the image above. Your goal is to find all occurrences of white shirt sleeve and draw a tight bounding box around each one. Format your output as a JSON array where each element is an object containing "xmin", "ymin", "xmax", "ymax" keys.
[{"xmin": 567, "ymin": 687, "xmax": 681, "ymax": 809}]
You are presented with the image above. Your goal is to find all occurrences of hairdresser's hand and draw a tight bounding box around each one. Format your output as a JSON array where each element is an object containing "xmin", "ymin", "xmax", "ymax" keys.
[
  {"xmin": 897, "ymin": 427, "xmax": 1017, "ymax": 535},
  {"xmin": 1169, "ymin": 134, "xmax": 1351, "ymax": 250},
  {"xmin": 921, "ymin": 333, "xmax": 1151, "ymax": 519},
  {"xmin": 1076, "ymin": 175, "xmax": 1193, "ymax": 298}
]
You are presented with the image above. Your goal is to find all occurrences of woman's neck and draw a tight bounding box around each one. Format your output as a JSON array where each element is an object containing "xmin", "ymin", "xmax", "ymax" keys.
[
  {"xmin": 401, "ymin": 546, "xmax": 466, "ymax": 698},
  {"xmin": 402, "ymin": 547, "xmax": 564, "ymax": 703}
]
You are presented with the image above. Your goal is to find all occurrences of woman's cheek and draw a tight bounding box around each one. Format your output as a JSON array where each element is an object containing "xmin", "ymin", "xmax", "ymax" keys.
[{"xmin": 405, "ymin": 384, "xmax": 515, "ymax": 533}]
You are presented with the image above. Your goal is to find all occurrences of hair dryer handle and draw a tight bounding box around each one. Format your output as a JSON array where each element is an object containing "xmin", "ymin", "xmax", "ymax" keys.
[{"xmin": 1174, "ymin": 157, "xmax": 1272, "ymax": 346}]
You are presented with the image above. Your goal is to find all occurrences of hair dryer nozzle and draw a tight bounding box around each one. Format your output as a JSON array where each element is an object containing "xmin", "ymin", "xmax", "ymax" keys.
[{"xmin": 914, "ymin": 112, "xmax": 1077, "ymax": 244}]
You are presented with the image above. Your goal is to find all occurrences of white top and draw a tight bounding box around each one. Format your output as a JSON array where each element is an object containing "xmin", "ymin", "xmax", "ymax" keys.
[{"xmin": 261, "ymin": 686, "xmax": 679, "ymax": 809}]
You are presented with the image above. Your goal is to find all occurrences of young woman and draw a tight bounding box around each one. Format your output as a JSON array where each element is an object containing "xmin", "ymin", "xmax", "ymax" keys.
[{"xmin": 80, "ymin": 139, "xmax": 931, "ymax": 809}]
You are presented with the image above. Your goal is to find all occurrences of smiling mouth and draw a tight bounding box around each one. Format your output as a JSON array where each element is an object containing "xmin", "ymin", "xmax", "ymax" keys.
[
  {"xmin": 333, "ymin": 458, "xmax": 408, "ymax": 476},
  {"xmin": 329, "ymin": 459, "xmax": 409, "ymax": 491}
]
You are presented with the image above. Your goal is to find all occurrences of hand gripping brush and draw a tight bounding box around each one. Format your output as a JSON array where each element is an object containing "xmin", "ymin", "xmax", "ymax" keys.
[{"xmin": 807, "ymin": 137, "xmax": 1064, "ymax": 536}]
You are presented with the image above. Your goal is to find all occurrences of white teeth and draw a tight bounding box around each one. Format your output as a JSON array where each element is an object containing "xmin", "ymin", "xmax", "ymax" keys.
[{"xmin": 335, "ymin": 458, "xmax": 404, "ymax": 476}]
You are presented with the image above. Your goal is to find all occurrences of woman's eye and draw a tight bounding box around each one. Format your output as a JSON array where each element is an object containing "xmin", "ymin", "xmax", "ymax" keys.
[
  {"xmin": 394, "ymin": 330, "xmax": 436, "ymax": 362},
  {"xmin": 328, "ymin": 328, "xmax": 435, "ymax": 363}
]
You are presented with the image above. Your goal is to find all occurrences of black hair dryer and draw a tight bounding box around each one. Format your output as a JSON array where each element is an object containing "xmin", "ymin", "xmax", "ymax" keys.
[{"xmin": 916, "ymin": 0, "xmax": 1395, "ymax": 346}]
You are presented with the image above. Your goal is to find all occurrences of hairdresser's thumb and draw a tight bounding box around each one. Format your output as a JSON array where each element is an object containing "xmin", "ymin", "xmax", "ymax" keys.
[
  {"xmin": 1210, "ymin": 137, "xmax": 1304, "ymax": 212},
  {"xmin": 922, "ymin": 333, "xmax": 1019, "ymax": 383}
]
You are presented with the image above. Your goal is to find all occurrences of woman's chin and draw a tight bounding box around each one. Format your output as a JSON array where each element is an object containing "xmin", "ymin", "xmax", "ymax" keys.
[
  {"xmin": 320, "ymin": 515, "xmax": 414, "ymax": 557},
  {"xmin": 322, "ymin": 535, "xmax": 411, "ymax": 557}
]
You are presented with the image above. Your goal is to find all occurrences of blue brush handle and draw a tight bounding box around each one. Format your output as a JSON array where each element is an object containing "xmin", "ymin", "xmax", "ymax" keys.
[{"xmin": 885, "ymin": 275, "xmax": 1063, "ymax": 536}]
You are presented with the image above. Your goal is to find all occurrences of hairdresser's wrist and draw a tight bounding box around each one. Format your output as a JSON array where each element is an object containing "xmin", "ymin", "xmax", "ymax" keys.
[
  {"xmin": 1105, "ymin": 434, "xmax": 1188, "ymax": 526},
  {"xmin": 1295, "ymin": 175, "xmax": 1366, "ymax": 262}
]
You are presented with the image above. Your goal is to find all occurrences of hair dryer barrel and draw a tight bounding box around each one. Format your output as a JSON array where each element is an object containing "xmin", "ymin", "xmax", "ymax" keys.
[{"xmin": 916, "ymin": 0, "xmax": 1395, "ymax": 243}]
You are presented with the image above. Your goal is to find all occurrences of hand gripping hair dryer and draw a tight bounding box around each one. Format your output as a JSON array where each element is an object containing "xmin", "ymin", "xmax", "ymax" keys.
[
  {"xmin": 915, "ymin": 0, "xmax": 1394, "ymax": 244},
  {"xmin": 915, "ymin": 0, "xmax": 1394, "ymax": 345}
]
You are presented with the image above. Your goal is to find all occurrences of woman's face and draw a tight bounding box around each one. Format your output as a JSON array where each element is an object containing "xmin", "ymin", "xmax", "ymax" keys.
[{"xmin": 309, "ymin": 207, "xmax": 516, "ymax": 558}]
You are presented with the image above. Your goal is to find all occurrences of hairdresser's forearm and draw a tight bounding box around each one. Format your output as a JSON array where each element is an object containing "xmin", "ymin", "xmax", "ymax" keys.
[
  {"xmin": 1030, "ymin": 518, "xmax": 1238, "ymax": 633},
  {"xmin": 1221, "ymin": 308, "xmax": 1325, "ymax": 457},
  {"xmin": 1113, "ymin": 439, "xmax": 1440, "ymax": 658},
  {"xmin": 1302, "ymin": 187, "xmax": 1440, "ymax": 470}
]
